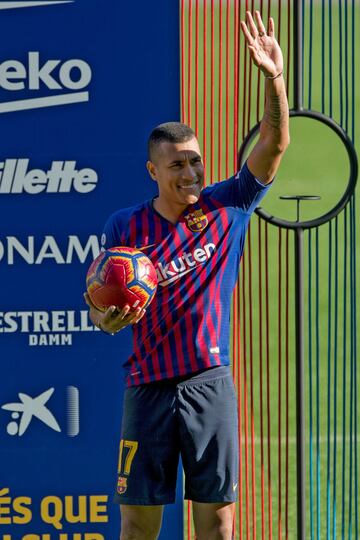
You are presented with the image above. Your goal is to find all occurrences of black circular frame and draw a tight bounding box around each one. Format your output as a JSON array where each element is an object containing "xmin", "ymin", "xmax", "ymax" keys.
[{"xmin": 238, "ymin": 109, "xmax": 358, "ymax": 230}]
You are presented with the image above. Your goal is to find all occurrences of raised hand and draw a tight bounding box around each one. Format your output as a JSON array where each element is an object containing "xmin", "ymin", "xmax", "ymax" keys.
[{"xmin": 240, "ymin": 10, "xmax": 283, "ymax": 79}]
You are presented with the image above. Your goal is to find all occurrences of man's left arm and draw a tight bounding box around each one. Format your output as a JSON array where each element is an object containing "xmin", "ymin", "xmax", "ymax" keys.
[{"xmin": 241, "ymin": 10, "xmax": 290, "ymax": 185}]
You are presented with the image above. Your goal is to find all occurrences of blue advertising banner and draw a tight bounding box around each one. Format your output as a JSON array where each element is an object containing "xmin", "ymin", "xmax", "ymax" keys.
[{"xmin": 0, "ymin": 1, "xmax": 182, "ymax": 538}]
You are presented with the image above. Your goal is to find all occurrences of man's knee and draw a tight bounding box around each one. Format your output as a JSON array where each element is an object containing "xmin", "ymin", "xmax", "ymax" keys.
[
  {"xmin": 193, "ymin": 501, "xmax": 235, "ymax": 540},
  {"xmin": 197, "ymin": 522, "xmax": 233, "ymax": 540},
  {"xmin": 120, "ymin": 505, "xmax": 163, "ymax": 540},
  {"xmin": 120, "ymin": 520, "xmax": 159, "ymax": 540}
]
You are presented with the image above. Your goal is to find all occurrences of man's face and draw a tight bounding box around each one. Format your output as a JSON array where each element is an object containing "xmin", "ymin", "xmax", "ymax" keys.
[{"xmin": 147, "ymin": 137, "xmax": 204, "ymax": 208}]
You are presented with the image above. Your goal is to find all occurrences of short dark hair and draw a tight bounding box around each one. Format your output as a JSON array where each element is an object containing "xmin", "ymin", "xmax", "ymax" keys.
[{"xmin": 148, "ymin": 122, "xmax": 196, "ymax": 162}]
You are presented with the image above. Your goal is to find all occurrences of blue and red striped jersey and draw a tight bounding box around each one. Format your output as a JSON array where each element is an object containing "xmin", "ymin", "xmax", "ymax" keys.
[{"xmin": 102, "ymin": 161, "xmax": 271, "ymax": 387}]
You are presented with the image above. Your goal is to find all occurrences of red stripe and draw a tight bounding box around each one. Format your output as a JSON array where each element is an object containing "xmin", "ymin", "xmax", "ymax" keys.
[
  {"xmin": 265, "ymin": 222, "xmax": 273, "ymax": 539},
  {"xmin": 125, "ymin": 213, "xmax": 145, "ymax": 386},
  {"xmin": 172, "ymin": 318, "xmax": 187, "ymax": 375},
  {"xmin": 161, "ymin": 330, "xmax": 176, "ymax": 379},
  {"xmin": 247, "ymin": 225, "xmax": 257, "ymax": 538},
  {"xmin": 130, "ymin": 327, "xmax": 141, "ymax": 387},
  {"xmin": 181, "ymin": 0, "xmax": 186, "ymax": 122},
  {"xmin": 131, "ymin": 214, "xmax": 165, "ymax": 381},
  {"xmin": 169, "ymin": 227, "xmax": 198, "ymax": 373},
  {"xmin": 138, "ymin": 210, "xmax": 160, "ymax": 382},
  {"xmin": 256, "ymin": 0, "xmax": 264, "ymax": 122},
  {"xmin": 184, "ymin": 306, "xmax": 201, "ymax": 373},
  {"xmin": 277, "ymin": 0, "xmax": 281, "ymax": 45},
  {"xmin": 286, "ymin": 0, "xmax": 291, "ymax": 98},
  {"xmin": 153, "ymin": 222, "xmax": 177, "ymax": 378},
  {"xmin": 194, "ymin": 202, "xmax": 218, "ymax": 354},
  {"xmin": 187, "ymin": 0, "xmax": 193, "ymax": 125},
  {"xmin": 225, "ymin": 0, "xmax": 230, "ymax": 178},
  {"xmin": 187, "ymin": 500, "xmax": 192, "ymax": 540},
  {"xmin": 246, "ymin": 1, "xmax": 254, "ymax": 134},
  {"xmin": 218, "ymin": 0, "xmax": 223, "ymax": 182},
  {"xmin": 137, "ymin": 209, "xmax": 151, "ymax": 340},
  {"xmin": 203, "ymin": 0, "xmax": 207, "ymax": 179},
  {"xmin": 210, "ymin": 0, "xmax": 215, "ymax": 183},
  {"xmin": 242, "ymin": 250, "xmax": 250, "ymax": 539},
  {"xmin": 209, "ymin": 212, "xmax": 232, "ymax": 355},
  {"xmin": 237, "ymin": 277, "xmax": 243, "ymax": 539},
  {"xmin": 128, "ymin": 214, "xmax": 138, "ymax": 245},
  {"xmin": 278, "ymin": 228, "xmax": 282, "ymax": 539},
  {"xmin": 233, "ymin": 0, "xmax": 240, "ymax": 167},
  {"xmin": 242, "ymin": 4, "xmax": 248, "ymax": 141},
  {"xmin": 195, "ymin": 0, "xmax": 199, "ymax": 135},
  {"xmin": 258, "ymin": 217, "xmax": 266, "ymax": 540},
  {"xmin": 285, "ymin": 229, "xmax": 290, "ymax": 539}
]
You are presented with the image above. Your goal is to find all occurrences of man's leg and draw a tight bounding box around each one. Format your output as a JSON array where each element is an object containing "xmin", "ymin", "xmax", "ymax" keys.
[
  {"xmin": 192, "ymin": 502, "xmax": 235, "ymax": 540},
  {"xmin": 120, "ymin": 504, "xmax": 164, "ymax": 540}
]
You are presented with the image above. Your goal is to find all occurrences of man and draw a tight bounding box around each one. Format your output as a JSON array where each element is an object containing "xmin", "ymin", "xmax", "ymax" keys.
[{"xmin": 85, "ymin": 10, "xmax": 289, "ymax": 540}]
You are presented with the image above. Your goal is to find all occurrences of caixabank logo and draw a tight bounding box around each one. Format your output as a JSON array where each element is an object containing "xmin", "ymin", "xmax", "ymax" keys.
[
  {"xmin": 1, "ymin": 386, "xmax": 79, "ymax": 437},
  {"xmin": 0, "ymin": 1, "xmax": 93, "ymax": 114}
]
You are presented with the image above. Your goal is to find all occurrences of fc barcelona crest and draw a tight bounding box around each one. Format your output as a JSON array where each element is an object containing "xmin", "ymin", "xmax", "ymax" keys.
[
  {"xmin": 184, "ymin": 209, "xmax": 208, "ymax": 232},
  {"xmin": 117, "ymin": 476, "xmax": 128, "ymax": 494}
]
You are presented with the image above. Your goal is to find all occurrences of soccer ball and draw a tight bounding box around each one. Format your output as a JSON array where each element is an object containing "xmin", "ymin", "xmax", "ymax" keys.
[{"xmin": 86, "ymin": 246, "xmax": 158, "ymax": 312}]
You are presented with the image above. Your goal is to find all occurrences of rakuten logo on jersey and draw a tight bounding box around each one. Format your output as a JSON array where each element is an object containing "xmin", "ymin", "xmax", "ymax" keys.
[
  {"xmin": 0, "ymin": 310, "xmax": 99, "ymax": 346},
  {"xmin": 156, "ymin": 242, "xmax": 216, "ymax": 286},
  {"xmin": 0, "ymin": 159, "xmax": 98, "ymax": 194},
  {"xmin": 0, "ymin": 52, "xmax": 91, "ymax": 114},
  {"xmin": 0, "ymin": 235, "xmax": 100, "ymax": 265}
]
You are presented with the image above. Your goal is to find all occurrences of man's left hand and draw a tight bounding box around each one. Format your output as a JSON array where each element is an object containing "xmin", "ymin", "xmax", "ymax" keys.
[{"xmin": 240, "ymin": 10, "xmax": 283, "ymax": 78}]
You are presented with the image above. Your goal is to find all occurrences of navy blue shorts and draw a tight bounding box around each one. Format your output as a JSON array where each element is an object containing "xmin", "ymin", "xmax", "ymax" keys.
[{"xmin": 114, "ymin": 365, "xmax": 239, "ymax": 505}]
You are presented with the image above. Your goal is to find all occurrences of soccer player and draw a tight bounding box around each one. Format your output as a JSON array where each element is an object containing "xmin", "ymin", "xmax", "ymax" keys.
[{"xmin": 85, "ymin": 10, "xmax": 289, "ymax": 540}]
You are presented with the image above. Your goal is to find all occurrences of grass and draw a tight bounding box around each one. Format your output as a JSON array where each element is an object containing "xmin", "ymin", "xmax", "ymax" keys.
[{"xmin": 181, "ymin": 0, "xmax": 359, "ymax": 538}]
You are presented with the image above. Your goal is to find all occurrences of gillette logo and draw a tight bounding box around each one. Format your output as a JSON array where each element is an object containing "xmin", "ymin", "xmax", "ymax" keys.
[
  {"xmin": 0, "ymin": 159, "xmax": 98, "ymax": 194},
  {"xmin": 156, "ymin": 243, "xmax": 216, "ymax": 286},
  {"xmin": 0, "ymin": 52, "xmax": 92, "ymax": 113}
]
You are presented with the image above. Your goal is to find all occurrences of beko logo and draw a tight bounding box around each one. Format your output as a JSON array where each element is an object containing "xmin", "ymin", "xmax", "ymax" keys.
[
  {"xmin": 0, "ymin": 52, "xmax": 91, "ymax": 113},
  {"xmin": 0, "ymin": 159, "xmax": 98, "ymax": 194},
  {"xmin": 0, "ymin": 2, "xmax": 73, "ymax": 10},
  {"xmin": 0, "ymin": 235, "xmax": 100, "ymax": 264}
]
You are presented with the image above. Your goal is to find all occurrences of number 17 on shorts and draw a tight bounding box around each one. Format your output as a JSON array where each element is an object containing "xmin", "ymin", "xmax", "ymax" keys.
[{"xmin": 117, "ymin": 439, "xmax": 139, "ymax": 495}]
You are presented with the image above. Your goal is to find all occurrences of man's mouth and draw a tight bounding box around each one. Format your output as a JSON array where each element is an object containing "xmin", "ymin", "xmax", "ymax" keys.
[{"xmin": 178, "ymin": 182, "xmax": 200, "ymax": 190}]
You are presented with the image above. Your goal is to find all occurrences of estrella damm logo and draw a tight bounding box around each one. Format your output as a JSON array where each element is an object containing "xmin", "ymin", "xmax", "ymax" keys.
[
  {"xmin": 117, "ymin": 476, "xmax": 128, "ymax": 494},
  {"xmin": 184, "ymin": 209, "xmax": 208, "ymax": 232}
]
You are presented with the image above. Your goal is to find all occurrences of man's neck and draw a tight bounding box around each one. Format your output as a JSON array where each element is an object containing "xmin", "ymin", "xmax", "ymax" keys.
[{"xmin": 152, "ymin": 197, "xmax": 188, "ymax": 225}]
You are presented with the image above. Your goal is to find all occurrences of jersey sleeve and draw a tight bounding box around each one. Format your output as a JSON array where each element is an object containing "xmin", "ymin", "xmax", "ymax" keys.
[
  {"xmin": 204, "ymin": 160, "xmax": 272, "ymax": 215},
  {"xmin": 101, "ymin": 210, "xmax": 127, "ymax": 250}
]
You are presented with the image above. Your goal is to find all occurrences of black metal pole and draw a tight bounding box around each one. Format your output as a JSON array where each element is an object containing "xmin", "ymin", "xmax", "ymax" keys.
[
  {"xmin": 295, "ymin": 227, "xmax": 306, "ymax": 540},
  {"xmin": 294, "ymin": 0, "xmax": 303, "ymax": 111}
]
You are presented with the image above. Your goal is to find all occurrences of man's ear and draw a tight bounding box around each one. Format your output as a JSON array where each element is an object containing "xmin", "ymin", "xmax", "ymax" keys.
[{"xmin": 146, "ymin": 160, "xmax": 157, "ymax": 181}]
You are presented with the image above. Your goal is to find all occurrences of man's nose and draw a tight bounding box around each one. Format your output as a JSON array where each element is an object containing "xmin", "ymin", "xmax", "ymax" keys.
[{"xmin": 182, "ymin": 163, "xmax": 197, "ymax": 180}]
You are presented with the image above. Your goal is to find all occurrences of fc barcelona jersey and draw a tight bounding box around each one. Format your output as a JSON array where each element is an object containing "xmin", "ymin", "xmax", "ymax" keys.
[{"xmin": 101, "ymin": 161, "xmax": 271, "ymax": 387}]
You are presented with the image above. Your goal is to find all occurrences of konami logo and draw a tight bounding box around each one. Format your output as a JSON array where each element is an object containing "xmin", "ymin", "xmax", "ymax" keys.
[
  {"xmin": 156, "ymin": 242, "xmax": 216, "ymax": 286},
  {"xmin": 0, "ymin": 235, "xmax": 100, "ymax": 264},
  {"xmin": 0, "ymin": 52, "xmax": 91, "ymax": 114},
  {"xmin": 0, "ymin": 159, "xmax": 98, "ymax": 194}
]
